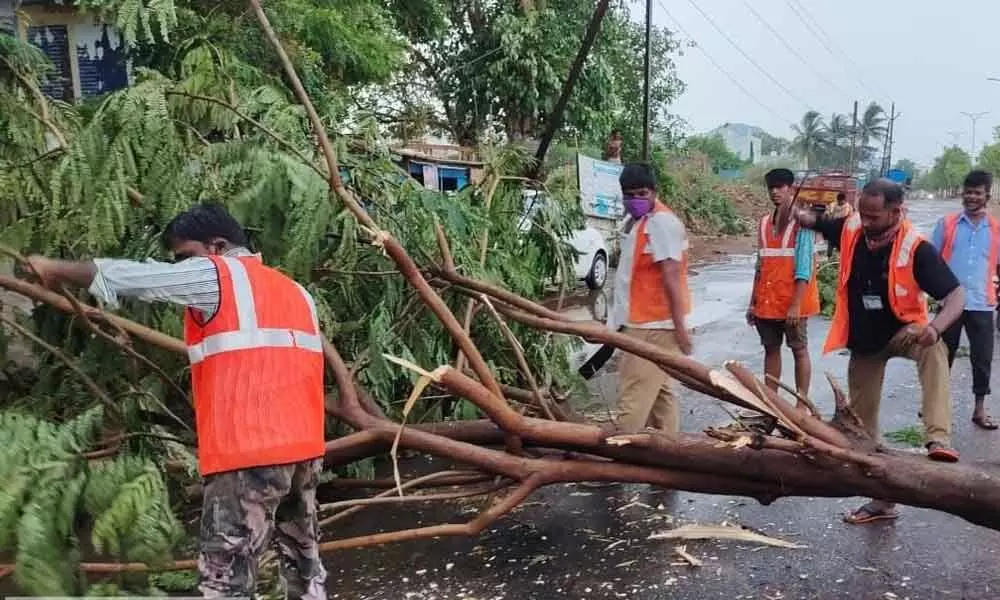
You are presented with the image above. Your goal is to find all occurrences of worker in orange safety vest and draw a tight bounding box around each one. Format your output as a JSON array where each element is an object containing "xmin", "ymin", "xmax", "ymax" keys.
[
  {"xmin": 793, "ymin": 178, "xmax": 965, "ymax": 526},
  {"xmin": 26, "ymin": 203, "xmax": 328, "ymax": 600},
  {"xmin": 930, "ymin": 169, "xmax": 1000, "ymax": 431},
  {"xmin": 747, "ymin": 168, "xmax": 820, "ymax": 398},
  {"xmin": 608, "ymin": 162, "xmax": 692, "ymax": 434}
]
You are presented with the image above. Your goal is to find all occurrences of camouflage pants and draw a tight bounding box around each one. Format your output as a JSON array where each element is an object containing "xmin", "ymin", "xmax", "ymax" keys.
[{"xmin": 198, "ymin": 458, "xmax": 327, "ymax": 600}]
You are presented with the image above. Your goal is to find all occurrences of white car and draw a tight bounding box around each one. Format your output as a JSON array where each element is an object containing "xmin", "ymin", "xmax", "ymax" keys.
[
  {"xmin": 521, "ymin": 190, "xmax": 609, "ymax": 290},
  {"xmin": 566, "ymin": 225, "xmax": 609, "ymax": 290}
]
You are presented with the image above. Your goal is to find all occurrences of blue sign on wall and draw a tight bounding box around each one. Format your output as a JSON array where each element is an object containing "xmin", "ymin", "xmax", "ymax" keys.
[{"xmin": 886, "ymin": 169, "xmax": 908, "ymax": 184}]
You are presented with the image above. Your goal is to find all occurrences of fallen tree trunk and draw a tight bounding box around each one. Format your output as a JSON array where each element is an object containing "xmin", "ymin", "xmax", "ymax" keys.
[{"xmin": 6, "ymin": 259, "xmax": 1000, "ymax": 532}]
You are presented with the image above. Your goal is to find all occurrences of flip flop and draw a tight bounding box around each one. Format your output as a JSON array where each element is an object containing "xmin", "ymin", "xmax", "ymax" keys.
[
  {"xmin": 972, "ymin": 415, "xmax": 1000, "ymax": 430},
  {"xmin": 844, "ymin": 503, "xmax": 899, "ymax": 525},
  {"xmin": 926, "ymin": 443, "xmax": 960, "ymax": 463}
]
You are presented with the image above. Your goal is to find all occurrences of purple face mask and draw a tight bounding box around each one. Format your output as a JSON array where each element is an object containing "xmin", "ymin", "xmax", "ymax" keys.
[{"xmin": 624, "ymin": 195, "xmax": 654, "ymax": 219}]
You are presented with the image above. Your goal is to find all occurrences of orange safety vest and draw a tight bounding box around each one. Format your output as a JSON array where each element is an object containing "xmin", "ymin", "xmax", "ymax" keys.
[
  {"xmin": 939, "ymin": 211, "xmax": 1000, "ymax": 306},
  {"xmin": 627, "ymin": 202, "xmax": 692, "ymax": 326},
  {"xmin": 752, "ymin": 212, "xmax": 821, "ymax": 320},
  {"xmin": 184, "ymin": 255, "xmax": 326, "ymax": 476},
  {"xmin": 823, "ymin": 214, "xmax": 929, "ymax": 354}
]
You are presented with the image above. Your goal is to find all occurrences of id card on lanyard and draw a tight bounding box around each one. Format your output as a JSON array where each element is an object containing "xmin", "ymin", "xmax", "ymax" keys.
[
  {"xmin": 862, "ymin": 294, "xmax": 884, "ymax": 310},
  {"xmin": 862, "ymin": 265, "xmax": 885, "ymax": 311}
]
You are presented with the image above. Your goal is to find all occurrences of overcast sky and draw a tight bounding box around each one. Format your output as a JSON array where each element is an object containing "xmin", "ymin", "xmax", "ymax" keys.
[{"xmin": 637, "ymin": 0, "xmax": 1000, "ymax": 168}]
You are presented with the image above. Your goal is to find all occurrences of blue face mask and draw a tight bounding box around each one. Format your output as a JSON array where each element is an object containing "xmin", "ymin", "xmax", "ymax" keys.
[{"xmin": 624, "ymin": 195, "xmax": 654, "ymax": 219}]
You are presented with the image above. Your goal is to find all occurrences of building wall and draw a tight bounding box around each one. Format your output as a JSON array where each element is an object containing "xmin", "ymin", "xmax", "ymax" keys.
[
  {"xmin": 1, "ymin": 0, "xmax": 15, "ymax": 34},
  {"xmin": 14, "ymin": 4, "xmax": 130, "ymax": 101}
]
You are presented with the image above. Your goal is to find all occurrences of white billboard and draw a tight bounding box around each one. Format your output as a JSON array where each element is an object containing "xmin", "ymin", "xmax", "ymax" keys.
[{"xmin": 577, "ymin": 154, "xmax": 624, "ymax": 220}]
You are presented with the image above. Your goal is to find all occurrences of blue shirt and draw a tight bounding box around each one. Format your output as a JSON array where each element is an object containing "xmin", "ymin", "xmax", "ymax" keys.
[
  {"xmin": 930, "ymin": 213, "xmax": 999, "ymax": 311},
  {"xmin": 792, "ymin": 229, "xmax": 814, "ymax": 281}
]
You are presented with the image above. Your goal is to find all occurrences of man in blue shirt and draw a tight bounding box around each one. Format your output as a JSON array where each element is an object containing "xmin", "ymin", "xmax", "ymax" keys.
[{"xmin": 931, "ymin": 169, "xmax": 1000, "ymax": 430}]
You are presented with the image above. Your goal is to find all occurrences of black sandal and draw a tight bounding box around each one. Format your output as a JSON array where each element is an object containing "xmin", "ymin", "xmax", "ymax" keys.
[
  {"xmin": 844, "ymin": 501, "xmax": 899, "ymax": 525},
  {"xmin": 972, "ymin": 415, "xmax": 999, "ymax": 430}
]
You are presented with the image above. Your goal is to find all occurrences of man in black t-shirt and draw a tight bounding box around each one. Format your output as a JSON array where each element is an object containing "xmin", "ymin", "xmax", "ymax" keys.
[{"xmin": 794, "ymin": 178, "xmax": 965, "ymax": 525}]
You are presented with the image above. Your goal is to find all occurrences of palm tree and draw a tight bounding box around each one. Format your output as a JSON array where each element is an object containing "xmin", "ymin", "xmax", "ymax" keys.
[
  {"xmin": 791, "ymin": 110, "xmax": 827, "ymax": 169},
  {"xmin": 823, "ymin": 113, "xmax": 851, "ymax": 169},
  {"xmin": 857, "ymin": 102, "xmax": 887, "ymax": 170}
]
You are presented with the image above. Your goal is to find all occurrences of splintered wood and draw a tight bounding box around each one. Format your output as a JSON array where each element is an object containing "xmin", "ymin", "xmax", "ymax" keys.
[{"xmin": 649, "ymin": 524, "xmax": 807, "ymax": 549}]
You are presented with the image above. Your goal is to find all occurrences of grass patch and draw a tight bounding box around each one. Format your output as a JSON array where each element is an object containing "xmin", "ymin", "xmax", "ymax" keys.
[{"xmin": 884, "ymin": 425, "xmax": 925, "ymax": 448}]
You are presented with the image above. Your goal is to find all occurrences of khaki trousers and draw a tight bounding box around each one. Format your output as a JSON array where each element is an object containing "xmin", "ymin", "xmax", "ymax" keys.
[
  {"xmin": 847, "ymin": 328, "xmax": 952, "ymax": 446},
  {"xmin": 616, "ymin": 328, "xmax": 680, "ymax": 433}
]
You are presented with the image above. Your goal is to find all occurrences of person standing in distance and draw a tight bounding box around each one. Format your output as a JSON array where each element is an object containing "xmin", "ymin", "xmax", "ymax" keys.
[
  {"xmin": 26, "ymin": 203, "xmax": 328, "ymax": 599},
  {"xmin": 747, "ymin": 168, "xmax": 820, "ymax": 397},
  {"xmin": 794, "ymin": 178, "xmax": 964, "ymax": 525},
  {"xmin": 930, "ymin": 169, "xmax": 1000, "ymax": 430},
  {"xmin": 608, "ymin": 162, "xmax": 692, "ymax": 434}
]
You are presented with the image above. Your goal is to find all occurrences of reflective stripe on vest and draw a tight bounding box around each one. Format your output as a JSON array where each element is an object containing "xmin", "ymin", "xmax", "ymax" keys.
[
  {"xmin": 823, "ymin": 215, "xmax": 928, "ymax": 354},
  {"xmin": 185, "ymin": 257, "xmax": 323, "ymax": 364},
  {"xmin": 757, "ymin": 212, "xmax": 797, "ymax": 257},
  {"xmin": 939, "ymin": 212, "xmax": 1000, "ymax": 306},
  {"xmin": 752, "ymin": 212, "xmax": 821, "ymax": 320}
]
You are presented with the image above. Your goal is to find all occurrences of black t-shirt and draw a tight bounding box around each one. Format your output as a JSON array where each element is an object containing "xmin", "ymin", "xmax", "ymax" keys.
[{"xmin": 815, "ymin": 217, "xmax": 960, "ymax": 355}]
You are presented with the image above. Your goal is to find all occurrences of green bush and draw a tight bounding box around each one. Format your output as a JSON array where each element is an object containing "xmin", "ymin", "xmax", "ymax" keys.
[
  {"xmin": 817, "ymin": 256, "xmax": 839, "ymax": 317},
  {"xmin": 653, "ymin": 153, "xmax": 750, "ymax": 235}
]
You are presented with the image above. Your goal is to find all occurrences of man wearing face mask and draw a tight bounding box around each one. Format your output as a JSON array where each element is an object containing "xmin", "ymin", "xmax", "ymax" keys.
[
  {"xmin": 930, "ymin": 169, "xmax": 1000, "ymax": 431},
  {"xmin": 794, "ymin": 178, "xmax": 964, "ymax": 525},
  {"xmin": 747, "ymin": 168, "xmax": 819, "ymax": 398},
  {"xmin": 608, "ymin": 162, "xmax": 692, "ymax": 434},
  {"xmin": 25, "ymin": 203, "xmax": 328, "ymax": 599}
]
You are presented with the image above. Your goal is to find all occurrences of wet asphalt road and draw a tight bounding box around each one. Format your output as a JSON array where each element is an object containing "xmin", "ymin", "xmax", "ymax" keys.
[{"xmin": 326, "ymin": 199, "xmax": 1000, "ymax": 600}]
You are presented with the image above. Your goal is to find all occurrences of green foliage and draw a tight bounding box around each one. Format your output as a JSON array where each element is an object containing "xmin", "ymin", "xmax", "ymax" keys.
[
  {"xmin": 371, "ymin": 0, "xmax": 684, "ymax": 150},
  {"xmin": 816, "ymin": 256, "xmax": 838, "ymax": 318},
  {"xmin": 977, "ymin": 142, "xmax": 1000, "ymax": 182},
  {"xmin": 1, "ymin": 20, "xmax": 585, "ymax": 424},
  {"xmin": 0, "ymin": 408, "xmax": 183, "ymax": 596},
  {"xmin": 923, "ymin": 146, "xmax": 973, "ymax": 194},
  {"xmin": 885, "ymin": 425, "xmax": 925, "ymax": 448},
  {"xmin": 149, "ymin": 569, "xmax": 199, "ymax": 592},
  {"xmin": 653, "ymin": 152, "xmax": 748, "ymax": 235}
]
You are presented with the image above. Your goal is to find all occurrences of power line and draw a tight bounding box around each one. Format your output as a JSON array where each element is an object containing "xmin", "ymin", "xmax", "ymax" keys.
[
  {"xmin": 740, "ymin": 0, "xmax": 853, "ymax": 104},
  {"xmin": 656, "ymin": 0, "xmax": 788, "ymax": 125},
  {"xmin": 681, "ymin": 0, "xmax": 814, "ymax": 111},
  {"xmin": 783, "ymin": 0, "xmax": 880, "ymax": 101}
]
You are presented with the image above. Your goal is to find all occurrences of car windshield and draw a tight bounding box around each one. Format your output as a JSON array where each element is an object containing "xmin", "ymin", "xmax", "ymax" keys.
[{"xmin": 519, "ymin": 190, "xmax": 549, "ymax": 232}]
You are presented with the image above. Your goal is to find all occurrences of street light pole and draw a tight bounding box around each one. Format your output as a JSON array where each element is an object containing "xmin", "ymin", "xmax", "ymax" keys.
[
  {"xmin": 961, "ymin": 110, "xmax": 989, "ymax": 159},
  {"xmin": 642, "ymin": 0, "xmax": 652, "ymax": 160}
]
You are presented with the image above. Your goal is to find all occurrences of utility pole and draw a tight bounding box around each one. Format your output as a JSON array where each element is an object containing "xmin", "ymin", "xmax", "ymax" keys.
[
  {"xmin": 880, "ymin": 103, "xmax": 898, "ymax": 176},
  {"xmin": 847, "ymin": 100, "xmax": 859, "ymax": 173},
  {"xmin": 960, "ymin": 110, "xmax": 989, "ymax": 159},
  {"xmin": 946, "ymin": 130, "xmax": 964, "ymax": 147},
  {"xmin": 530, "ymin": 0, "xmax": 611, "ymax": 175},
  {"xmin": 885, "ymin": 107, "xmax": 897, "ymax": 173},
  {"xmin": 642, "ymin": 0, "xmax": 653, "ymax": 160}
]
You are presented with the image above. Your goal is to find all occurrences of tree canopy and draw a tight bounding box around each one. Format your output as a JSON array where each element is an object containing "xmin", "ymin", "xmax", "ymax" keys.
[{"xmin": 920, "ymin": 146, "xmax": 973, "ymax": 193}]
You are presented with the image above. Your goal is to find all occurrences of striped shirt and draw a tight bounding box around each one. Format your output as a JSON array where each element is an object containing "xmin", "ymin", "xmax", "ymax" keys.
[{"xmin": 88, "ymin": 247, "xmax": 257, "ymax": 319}]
